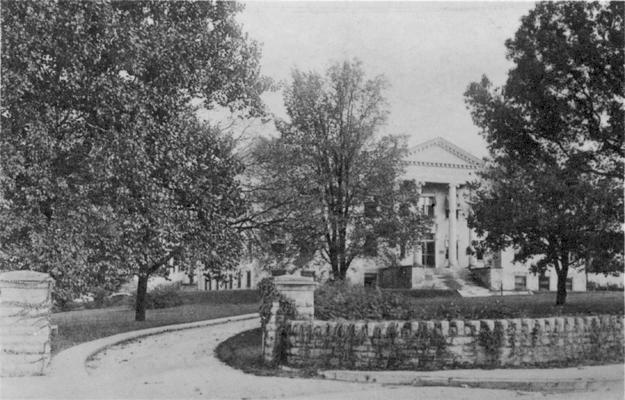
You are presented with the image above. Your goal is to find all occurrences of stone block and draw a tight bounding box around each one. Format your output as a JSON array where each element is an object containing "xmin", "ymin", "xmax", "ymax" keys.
[{"xmin": 565, "ymin": 317, "xmax": 576, "ymax": 331}]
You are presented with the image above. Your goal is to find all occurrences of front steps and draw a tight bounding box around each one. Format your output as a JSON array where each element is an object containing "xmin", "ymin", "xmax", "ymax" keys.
[{"xmin": 411, "ymin": 267, "xmax": 531, "ymax": 297}]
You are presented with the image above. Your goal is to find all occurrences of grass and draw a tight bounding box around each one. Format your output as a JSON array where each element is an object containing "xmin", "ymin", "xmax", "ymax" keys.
[
  {"xmin": 51, "ymin": 290, "xmax": 260, "ymax": 355},
  {"xmin": 215, "ymin": 327, "xmax": 315, "ymax": 378},
  {"xmin": 383, "ymin": 288, "xmax": 460, "ymax": 298}
]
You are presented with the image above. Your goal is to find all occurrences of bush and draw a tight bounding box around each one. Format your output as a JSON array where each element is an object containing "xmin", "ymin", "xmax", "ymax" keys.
[
  {"xmin": 128, "ymin": 283, "xmax": 184, "ymax": 309},
  {"xmin": 587, "ymin": 281, "xmax": 624, "ymax": 291},
  {"xmin": 314, "ymin": 282, "xmax": 624, "ymax": 321},
  {"xmin": 146, "ymin": 283, "xmax": 184, "ymax": 309},
  {"xmin": 315, "ymin": 281, "xmax": 416, "ymax": 320}
]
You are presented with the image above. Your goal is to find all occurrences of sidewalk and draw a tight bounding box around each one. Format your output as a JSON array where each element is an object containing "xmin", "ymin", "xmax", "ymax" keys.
[{"xmin": 320, "ymin": 364, "xmax": 624, "ymax": 392}]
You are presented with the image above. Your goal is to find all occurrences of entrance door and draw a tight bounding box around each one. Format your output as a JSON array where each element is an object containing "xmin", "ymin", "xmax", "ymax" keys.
[{"xmin": 422, "ymin": 241, "xmax": 435, "ymax": 267}]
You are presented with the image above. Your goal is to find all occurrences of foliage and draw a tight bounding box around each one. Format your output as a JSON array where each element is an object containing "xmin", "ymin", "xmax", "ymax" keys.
[
  {"xmin": 215, "ymin": 327, "xmax": 318, "ymax": 378},
  {"xmin": 142, "ymin": 283, "xmax": 183, "ymax": 309},
  {"xmin": 464, "ymin": 2, "xmax": 624, "ymax": 305},
  {"xmin": 314, "ymin": 283, "xmax": 623, "ymax": 321},
  {"xmin": 587, "ymin": 281, "xmax": 624, "ymax": 292},
  {"xmin": 477, "ymin": 323, "xmax": 504, "ymax": 365},
  {"xmin": 248, "ymin": 60, "xmax": 430, "ymax": 279},
  {"xmin": 257, "ymin": 277, "xmax": 296, "ymax": 329},
  {"xmin": 1, "ymin": 1, "xmax": 268, "ymax": 317}
]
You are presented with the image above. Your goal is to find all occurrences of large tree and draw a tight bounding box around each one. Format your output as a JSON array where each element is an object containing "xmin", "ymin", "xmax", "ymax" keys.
[
  {"xmin": 464, "ymin": 1, "xmax": 623, "ymax": 304},
  {"xmin": 249, "ymin": 60, "xmax": 430, "ymax": 280},
  {"xmin": 1, "ymin": 1, "xmax": 267, "ymax": 319}
]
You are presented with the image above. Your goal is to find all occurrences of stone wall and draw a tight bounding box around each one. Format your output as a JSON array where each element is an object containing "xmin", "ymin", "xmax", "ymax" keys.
[
  {"xmin": 0, "ymin": 270, "xmax": 54, "ymax": 376},
  {"xmin": 284, "ymin": 315, "xmax": 624, "ymax": 370}
]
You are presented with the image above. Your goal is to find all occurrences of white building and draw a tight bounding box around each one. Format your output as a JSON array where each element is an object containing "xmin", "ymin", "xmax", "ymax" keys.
[{"xmin": 347, "ymin": 137, "xmax": 587, "ymax": 292}]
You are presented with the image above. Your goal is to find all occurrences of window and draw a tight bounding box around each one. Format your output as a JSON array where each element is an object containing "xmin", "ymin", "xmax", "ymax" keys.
[
  {"xmin": 421, "ymin": 237, "xmax": 435, "ymax": 267},
  {"xmin": 566, "ymin": 278, "xmax": 573, "ymax": 292},
  {"xmin": 246, "ymin": 271, "xmax": 251, "ymax": 288},
  {"xmin": 364, "ymin": 273, "xmax": 377, "ymax": 288},
  {"xmin": 514, "ymin": 275, "xmax": 527, "ymax": 291},
  {"xmin": 539, "ymin": 274, "xmax": 550, "ymax": 291},
  {"xmin": 229, "ymin": 275, "xmax": 233, "ymax": 290},
  {"xmin": 237, "ymin": 272, "xmax": 242, "ymax": 289},
  {"xmin": 420, "ymin": 196, "xmax": 436, "ymax": 217}
]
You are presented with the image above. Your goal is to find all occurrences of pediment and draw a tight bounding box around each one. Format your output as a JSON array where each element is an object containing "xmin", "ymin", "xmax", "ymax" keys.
[{"xmin": 407, "ymin": 137, "xmax": 484, "ymax": 170}]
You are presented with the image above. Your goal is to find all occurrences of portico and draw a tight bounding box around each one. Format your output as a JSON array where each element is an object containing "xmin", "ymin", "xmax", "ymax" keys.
[{"xmin": 402, "ymin": 137, "xmax": 484, "ymax": 271}]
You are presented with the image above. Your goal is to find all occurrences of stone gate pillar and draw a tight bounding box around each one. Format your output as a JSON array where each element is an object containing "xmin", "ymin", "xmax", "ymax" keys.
[
  {"xmin": 262, "ymin": 274, "xmax": 315, "ymax": 364},
  {"xmin": 0, "ymin": 270, "xmax": 54, "ymax": 376},
  {"xmin": 274, "ymin": 274, "xmax": 315, "ymax": 319}
]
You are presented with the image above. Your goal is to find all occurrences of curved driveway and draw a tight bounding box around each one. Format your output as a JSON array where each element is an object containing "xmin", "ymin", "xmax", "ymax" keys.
[{"xmin": 1, "ymin": 317, "xmax": 622, "ymax": 399}]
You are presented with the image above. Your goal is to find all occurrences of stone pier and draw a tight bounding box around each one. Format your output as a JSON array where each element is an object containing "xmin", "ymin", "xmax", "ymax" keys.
[
  {"xmin": 262, "ymin": 274, "xmax": 315, "ymax": 364},
  {"xmin": 0, "ymin": 270, "xmax": 54, "ymax": 376}
]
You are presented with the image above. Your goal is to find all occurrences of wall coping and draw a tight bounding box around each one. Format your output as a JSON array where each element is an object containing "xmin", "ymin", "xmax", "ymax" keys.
[
  {"xmin": 0, "ymin": 270, "xmax": 54, "ymax": 283},
  {"xmin": 287, "ymin": 314, "xmax": 621, "ymax": 326},
  {"xmin": 274, "ymin": 274, "xmax": 316, "ymax": 286}
]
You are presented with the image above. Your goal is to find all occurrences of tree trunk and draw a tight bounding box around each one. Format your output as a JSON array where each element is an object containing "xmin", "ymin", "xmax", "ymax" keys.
[
  {"xmin": 555, "ymin": 263, "xmax": 569, "ymax": 306},
  {"xmin": 135, "ymin": 274, "xmax": 149, "ymax": 321}
]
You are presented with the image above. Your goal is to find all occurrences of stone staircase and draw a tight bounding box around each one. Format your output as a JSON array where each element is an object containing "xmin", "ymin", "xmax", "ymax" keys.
[{"xmin": 412, "ymin": 268, "xmax": 495, "ymax": 297}]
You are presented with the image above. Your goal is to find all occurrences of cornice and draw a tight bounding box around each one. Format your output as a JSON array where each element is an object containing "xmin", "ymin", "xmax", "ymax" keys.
[{"xmin": 407, "ymin": 137, "xmax": 485, "ymax": 168}]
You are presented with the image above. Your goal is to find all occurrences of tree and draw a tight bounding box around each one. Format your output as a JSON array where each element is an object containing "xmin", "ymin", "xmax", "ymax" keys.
[
  {"xmin": 1, "ymin": 1, "xmax": 267, "ymax": 319},
  {"xmin": 249, "ymin": 60, "xmax": 430, "ymax": 280},
  {"xmin": 464, "ymin": 2, "xmax": 623, "ymax": 304}
]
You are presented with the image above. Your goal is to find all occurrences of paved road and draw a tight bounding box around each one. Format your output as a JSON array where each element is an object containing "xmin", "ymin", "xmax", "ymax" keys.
[{"xmin": 1, "ymin": 318, "xmax": 622, "ymax": 399}]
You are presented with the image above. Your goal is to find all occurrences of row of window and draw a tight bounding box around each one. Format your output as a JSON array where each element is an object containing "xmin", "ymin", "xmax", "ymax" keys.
[
  {"xmin": 203, "ymin": 271, "xmax": 252, "ymax": 291},
  {"xmin": 364, "ymin": 196, "xmax": 462, "ymax": 219},
  {"xmin": 514, "ymin": 275, "xmax": 573, "ymax": 291}
]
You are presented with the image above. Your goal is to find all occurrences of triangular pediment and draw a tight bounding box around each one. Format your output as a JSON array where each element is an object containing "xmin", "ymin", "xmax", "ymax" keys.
[{"xmin": 407, "ymin": 137, "xmax": 484, "ymax": 170}]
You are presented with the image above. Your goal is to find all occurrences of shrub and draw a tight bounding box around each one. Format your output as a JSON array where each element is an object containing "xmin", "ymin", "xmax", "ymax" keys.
[
  {"xmin": 315, "ymin": 281, "xmax": 417, "ymax": 320},
  {"xmin": 314, "ymin": 282, "xmax": 624, "ymax": 321},
  {"xmin": 146, "ymin": 283, "xmax": 184, "ymax": 309},
  {"xmin": 128, "ymin": 283, "xmax": 184, "ymax": 309}
]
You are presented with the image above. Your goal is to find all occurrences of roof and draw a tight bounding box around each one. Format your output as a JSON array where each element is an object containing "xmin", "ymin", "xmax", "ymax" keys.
[{"xmin": 406, "ymin": 137, "xmax": 485, "ymax": 169}]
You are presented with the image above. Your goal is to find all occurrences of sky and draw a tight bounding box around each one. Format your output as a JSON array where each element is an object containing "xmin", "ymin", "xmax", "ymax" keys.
[{"xmin": 234, "ymin": 1, "xmax": 536, "ymax": 158}]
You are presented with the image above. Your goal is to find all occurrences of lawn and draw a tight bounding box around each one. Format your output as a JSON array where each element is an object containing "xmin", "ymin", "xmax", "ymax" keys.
[{"xmin": 51, "ymin": 290, "xmax": 260, "ymax": 355}]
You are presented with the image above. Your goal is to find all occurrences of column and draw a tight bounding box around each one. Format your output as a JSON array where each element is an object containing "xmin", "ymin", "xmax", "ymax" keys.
[
  {"xmin": 0, "ymin": 270, "xmax": 54, "ymax": 377},
  {"xmin": 448, "ymin": 183, "xmax": 457, "ymax": 268}
]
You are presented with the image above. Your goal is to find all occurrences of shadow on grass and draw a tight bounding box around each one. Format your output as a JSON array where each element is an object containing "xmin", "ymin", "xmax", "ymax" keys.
[{"xmin": 215, "ymin": 328, "xmax": 318, "ymax": 379}]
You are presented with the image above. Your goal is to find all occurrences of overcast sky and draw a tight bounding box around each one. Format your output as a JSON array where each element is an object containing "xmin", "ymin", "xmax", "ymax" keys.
[{"xmin": 235, "ymin": 1, "xmax": 536, "ymax": 157}]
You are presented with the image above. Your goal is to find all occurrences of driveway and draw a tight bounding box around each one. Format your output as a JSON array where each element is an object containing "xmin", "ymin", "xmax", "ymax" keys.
[{"xmin": 1, "ymin": 317, "xmax": 622, "ymax": 399}]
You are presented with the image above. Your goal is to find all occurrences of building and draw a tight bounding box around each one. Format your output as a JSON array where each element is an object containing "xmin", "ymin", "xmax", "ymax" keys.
[{"xmin": 346, "ymin": 137, "xmax": 587, "ymax": 292}]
